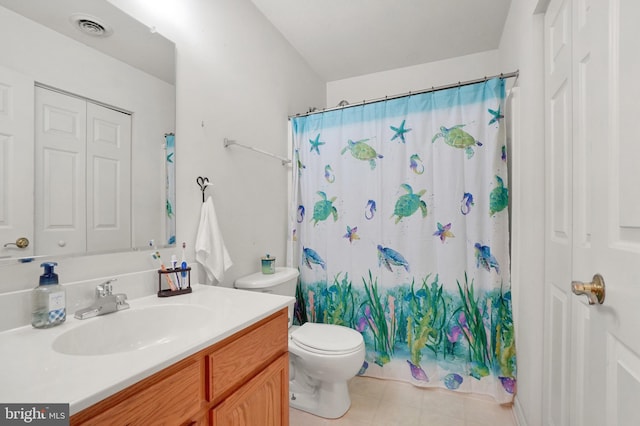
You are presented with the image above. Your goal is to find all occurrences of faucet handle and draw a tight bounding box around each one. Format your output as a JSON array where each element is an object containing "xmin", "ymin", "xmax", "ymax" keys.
[
  {"xmin": 96, "ymin": 278, "xmax": 117, "ymax": 297},
  {"xmin": 115, "ymin": 293, "xmax": 129, "ymax": 311}
]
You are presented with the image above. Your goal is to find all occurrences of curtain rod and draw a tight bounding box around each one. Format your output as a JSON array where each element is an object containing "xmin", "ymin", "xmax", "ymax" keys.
[
  {"xmin": 289, "ymin": 70, "xmax": 519, "ymax": 119},
  {"xmin": 223, "ymin": 138, "xmax": 291, "ymax": 166}
]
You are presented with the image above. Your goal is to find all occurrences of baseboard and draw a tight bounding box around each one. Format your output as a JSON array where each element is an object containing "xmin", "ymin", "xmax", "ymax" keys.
[{"xmin": 513, "ymin": 396, "xmax": 528, "ymax": 426}]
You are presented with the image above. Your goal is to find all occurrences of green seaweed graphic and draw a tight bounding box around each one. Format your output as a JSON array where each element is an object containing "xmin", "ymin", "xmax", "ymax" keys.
[
  {"xmin": 361, "ymin": 271, "xmax": 396, "ymax": 366},
  {"xmin": 453, "ymin": 273, "xmax": 516, "ymax": 381},
  {"xmin": 322, "ymin": 273, "xmax": 357, "ymax": 328},
  {"xmin": 297, "ymin": 268, "xmax": 517, "ymax": 394},
  {"xmin": 493, "ymin": 282, "xmax": 516, "ymax": 378},
  {"xmin": 294, "ymin": 277, "xmax": 308, "ymax": 325},
  {"xmin": 455, "ymin": 273, "xmax": 490, "ymax": 379},
  {"xmin": 406, "ymin": 275, "xmax": 447, "ymax": 365}
]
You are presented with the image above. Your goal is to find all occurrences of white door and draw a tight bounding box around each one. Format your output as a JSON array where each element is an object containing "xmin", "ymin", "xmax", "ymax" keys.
[
  {"xmin": 86, "ymin": 102, "xmax": 131, "ymax": 252},
  {"xmin": 35, "ymin": 87, "xmax": 132, "ymax": 255},
  {"xmin": 544, "ymin": 1, "xmax": 640, "ymax": 425},
  {"xmin": 0, "ymin": 65, "xmax": 34, "ymax": 258},
  {"xmin": 35, "ymin": 86, "xmax": 87, "ymax": 256}
]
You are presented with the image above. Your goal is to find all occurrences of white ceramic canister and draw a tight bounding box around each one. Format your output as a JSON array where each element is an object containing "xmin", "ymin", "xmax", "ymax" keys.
[{"xmin": 261, "ymin": 254, "xmax": 275, "ymax": 274}]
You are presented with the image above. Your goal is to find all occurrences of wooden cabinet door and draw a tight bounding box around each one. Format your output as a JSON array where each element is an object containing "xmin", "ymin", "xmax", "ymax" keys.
[
  {"xmin": 72, "ymin": 359, "xmax": 202, "ymax": 426},
  {"xmin": 212, "ymin": 354, "xmax": 288, "ymax": 426}
]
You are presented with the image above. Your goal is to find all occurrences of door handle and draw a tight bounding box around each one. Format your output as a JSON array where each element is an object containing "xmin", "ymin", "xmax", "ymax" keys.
[
  {"xmin": 3, "ymin": 237, "xmax": 29, "ymax": 249},
  {"xmin": 571, "ymin": 273, "xmax": 605, "ymax": 305}
]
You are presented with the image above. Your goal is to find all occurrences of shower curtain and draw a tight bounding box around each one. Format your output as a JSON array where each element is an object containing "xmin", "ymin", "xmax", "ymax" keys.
[
  {"xmin": 288, "ymin": 78, "xmax": 516, "ymax": 403},
  {"xmin": 165, "ymin": 133, "xmax": 176, "ymax": 245}
]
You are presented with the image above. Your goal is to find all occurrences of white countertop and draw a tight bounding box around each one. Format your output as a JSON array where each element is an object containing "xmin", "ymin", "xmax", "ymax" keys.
[{"xmin": 0, "ymin": 285, "xmax": 294, "ymax": 415}]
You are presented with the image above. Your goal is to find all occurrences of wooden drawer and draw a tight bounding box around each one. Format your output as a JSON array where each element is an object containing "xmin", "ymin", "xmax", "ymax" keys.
[
  {"xmin": 207, "ymin": 310, "xmax": 287, "ymax": 403},
  {"xmin": 72, "ymin": 359, "xmax": 203, "ymax": 426}
]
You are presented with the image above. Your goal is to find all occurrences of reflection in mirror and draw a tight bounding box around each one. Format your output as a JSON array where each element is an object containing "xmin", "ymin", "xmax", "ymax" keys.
[{"xmin": 0, "ymin": 0, "xmax": 176, "ymax": 262}]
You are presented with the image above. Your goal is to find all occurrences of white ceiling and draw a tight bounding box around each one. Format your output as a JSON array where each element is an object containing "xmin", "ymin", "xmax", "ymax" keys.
[
  {"xmin": 250, "ymin": 0, "xmax": 513, "ymax": 82},
  {"xmin": 0, "ymin": 0, "xmax": 175, "ymax": 84}
]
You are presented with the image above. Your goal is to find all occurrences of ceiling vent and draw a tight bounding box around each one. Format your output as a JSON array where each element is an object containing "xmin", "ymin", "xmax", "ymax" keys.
[{"xmin": 69, "ymin": 13, "xmax": 113, "ymax": 38}]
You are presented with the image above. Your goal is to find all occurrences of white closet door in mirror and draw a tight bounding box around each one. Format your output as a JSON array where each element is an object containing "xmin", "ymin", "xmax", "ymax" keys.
[
  {"xmin": 35, "ymin": 87, "xmax": 86, "ymax": 256},
  {"xmin": 0, "ymin": 65, "xmax": 34, "ymax": 258},
  {"xmin": 86, "ymin": 102, "xmax": 131, "ymax": 252}
]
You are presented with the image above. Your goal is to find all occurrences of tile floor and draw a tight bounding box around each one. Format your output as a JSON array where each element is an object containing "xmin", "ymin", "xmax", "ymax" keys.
[{"xmin": 289, "ymin": 376, "xmax": 516, "ymax": 426}]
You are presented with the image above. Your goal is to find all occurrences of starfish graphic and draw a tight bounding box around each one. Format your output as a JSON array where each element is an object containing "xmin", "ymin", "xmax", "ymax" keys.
[
  {"xmin": 390, "ymin": 119, "xmax": 412, "ymax": 143},
  {"xmin": 343, "ymin": 225, "xmax": 360, "ymax": 243},
  {"xmin": 309, "ymin": 133, "xmax": 325, "ymax": 154},
  {"xmin": 433, "ymin": 222, "xmax": 455, "ymax": 243},
  {"xmin": 488, "ymin": 106, "xmax": 504, "ymax": 125}
]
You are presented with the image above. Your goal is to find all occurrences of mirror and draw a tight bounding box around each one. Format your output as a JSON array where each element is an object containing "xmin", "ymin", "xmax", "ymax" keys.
[{"xmin": 0, "ymin": 0, "xmax": 176, "ymax": 262}]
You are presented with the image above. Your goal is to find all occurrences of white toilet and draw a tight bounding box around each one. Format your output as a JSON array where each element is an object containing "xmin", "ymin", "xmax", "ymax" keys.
[{"xmin": 234, "ymin": 267, "xmax": 365, "ymax": 419}]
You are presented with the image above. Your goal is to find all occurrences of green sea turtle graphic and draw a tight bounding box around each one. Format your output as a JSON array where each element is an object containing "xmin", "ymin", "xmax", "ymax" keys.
[
  {"xmin": 312, "ymin": 191, "xmax": 338, "ymax": 226},
  {"xmin": 391, "ymin": 184, "xmax": 427, "ymax": 224},
  {"xmin": 432, "ymin": 125, "xmax": 483, "ymax": 159},
  {"xmin": 340, "ymin": 139, "xmax": 383, "ymax": 170},
  {"xmin": 489, "ymin": 176, "xmax": 508, "ymax": 216}
]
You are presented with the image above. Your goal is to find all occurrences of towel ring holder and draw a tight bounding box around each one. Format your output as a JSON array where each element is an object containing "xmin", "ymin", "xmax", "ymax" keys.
[{"xmin": 197, "ymin": 176, "xmax": 211, "ymax": 203}]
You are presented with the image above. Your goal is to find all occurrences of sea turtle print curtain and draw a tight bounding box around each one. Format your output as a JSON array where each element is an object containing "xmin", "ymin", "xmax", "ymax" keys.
[
  {"xmin": 288, "ymin": 78, "xmax": 516, "ymax": 402},
  {"xmin": 165, "ymin": 133, "xmax": 176, "ymax": 245}
]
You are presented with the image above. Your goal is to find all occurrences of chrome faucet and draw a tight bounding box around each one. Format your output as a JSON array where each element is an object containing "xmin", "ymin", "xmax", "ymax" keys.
[{"xmin": 74, "ymin": 279, "xmax": 130, "ymax": 319}]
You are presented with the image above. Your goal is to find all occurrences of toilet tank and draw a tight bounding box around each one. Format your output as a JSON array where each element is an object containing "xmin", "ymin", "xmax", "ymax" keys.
[
  {"xmin": 234, "ymin": 267, "xmax": 299, "ymax": 297},
  {"xmin": 234, "ymin": 267, "xmax": 299, "ymax": 327}
]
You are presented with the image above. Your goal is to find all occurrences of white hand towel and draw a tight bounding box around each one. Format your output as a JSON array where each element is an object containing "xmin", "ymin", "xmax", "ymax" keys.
[{"xmin": 195, "ymin": 196, "xmax": 233, "ymax": 283}]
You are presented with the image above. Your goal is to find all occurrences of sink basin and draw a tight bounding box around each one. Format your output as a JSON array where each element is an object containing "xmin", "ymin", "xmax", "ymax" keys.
[{"xmin": 52, "ymin": 304, "xmax": 215, "ymax": 356}]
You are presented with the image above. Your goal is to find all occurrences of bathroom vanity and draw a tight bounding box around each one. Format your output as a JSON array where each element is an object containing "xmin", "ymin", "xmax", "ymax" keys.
[
  {"xmin": 0, "ymin": 285, "xmax": 293, "ymax": 426},
  {"xmin": 71, "ymin": 308, "xmax": 288, "ymax": 425}
]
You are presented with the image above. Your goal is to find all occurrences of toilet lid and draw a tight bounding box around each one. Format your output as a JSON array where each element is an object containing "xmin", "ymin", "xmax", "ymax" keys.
[{"xmin": 290, "ymin": 323, "xmax": 363, "ymax": 354}]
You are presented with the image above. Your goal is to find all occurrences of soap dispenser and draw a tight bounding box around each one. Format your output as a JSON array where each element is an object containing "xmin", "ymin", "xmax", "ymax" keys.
[{"xmin": 31, "ymin": 262, "xmax": 66, "ymax": 329}]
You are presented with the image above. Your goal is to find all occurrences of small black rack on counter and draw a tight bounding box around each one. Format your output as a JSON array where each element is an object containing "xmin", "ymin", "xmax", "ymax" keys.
[{"xmin": 157, "ymin": 267, "xmax": 192, "ymax": 297}]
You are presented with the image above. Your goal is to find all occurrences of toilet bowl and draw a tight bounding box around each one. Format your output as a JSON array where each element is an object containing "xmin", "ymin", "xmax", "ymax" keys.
[
  {"xmin": 234, "ymin": 267, "xmax": 365, "ymax": 419},
  {"xmin": 288, "ymin": 323, "xmax": 365, "ymax": 418}
]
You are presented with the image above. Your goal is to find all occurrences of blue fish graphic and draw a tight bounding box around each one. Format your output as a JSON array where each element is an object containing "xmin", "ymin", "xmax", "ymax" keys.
[{"xmin": 296, "ymin": 205, "xmax": 305, "ymax": 223}]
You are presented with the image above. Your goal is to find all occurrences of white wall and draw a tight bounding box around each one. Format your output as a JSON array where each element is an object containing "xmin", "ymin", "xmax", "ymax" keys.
[
  {"xmin": 327, "ymin": 50, "xmax": 502, "ymax": 107},
  {"xmin": 114, "ymin": 0, "xmax": 327, "ymax": 285},
  {"xmin": 498, "ymin": 2, "xmax": 545, "ymax": 426},
  {"xmin": 0, "ymin": 0, "xmax": 325, "ymax": 330}
]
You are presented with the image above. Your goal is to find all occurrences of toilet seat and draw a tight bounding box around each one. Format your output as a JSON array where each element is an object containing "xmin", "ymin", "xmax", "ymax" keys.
[{"xmin": 290, "ymin": 323, "xmax": 363, "ymax": 355}]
